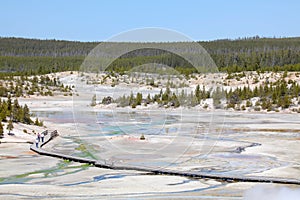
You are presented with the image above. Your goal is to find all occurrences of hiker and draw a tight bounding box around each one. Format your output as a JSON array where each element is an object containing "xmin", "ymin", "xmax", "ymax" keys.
[
  {"xmin": 41, "ymin": 132, "xmax": 45, "ymax": 143},
  {"xmin": 35, "ymin": 138, "xmax": 39, "ymax": 148},
  {"xmin": 37, "ymin": 132, "xmax": 41, "ymax": 142}
]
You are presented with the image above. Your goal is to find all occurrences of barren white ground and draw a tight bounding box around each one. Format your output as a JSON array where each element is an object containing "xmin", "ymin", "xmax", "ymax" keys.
[{"xmin": 1, "ymin": 72, "xmax": 300, "ymax": 199}]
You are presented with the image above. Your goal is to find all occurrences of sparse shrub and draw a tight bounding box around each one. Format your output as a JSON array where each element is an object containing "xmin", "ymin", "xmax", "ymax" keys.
[
  {"xmin": 254, "ymin": 107, "xmax": 261, "ymax": 111},
  {"xmin": 140, "ymin": 134, "xmax": 145, "ymax": 140},
  {"xmin": 241, "ymin": 105, "xmax": 246, "ymax": 110},
  {"xmin": 131, "ymin": 103, "xmax": 137, "ymax": 108},
  {"xmin": 246, "ymin": 100, "xmax": 252, "ymax": 107}
]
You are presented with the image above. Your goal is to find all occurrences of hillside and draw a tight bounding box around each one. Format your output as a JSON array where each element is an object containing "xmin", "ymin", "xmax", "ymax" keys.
[{"xmin": 1, "ymin": 36, "xmax": 300, "ymax": 75}]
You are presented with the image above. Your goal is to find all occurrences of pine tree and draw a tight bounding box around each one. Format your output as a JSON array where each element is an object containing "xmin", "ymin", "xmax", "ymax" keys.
[
  {"xmin": 246, "ymin": 100, "xmax": 252, "ymax": 107},
  {"xmin": 202, "ymin": 85, "xmax": 208, "ymax": 100},
  {"xmin": 90, "ymin": 94, "xmax": 96, "ymax": 106},
  {"xmin": 0, "ymin": 122, "xmax": 3, "ymax": 138},
  {"xmin": 171, "ymin": 93, "xmax": 180, "ymax": 107},
  {"xmin": 7, "ymin": 119, "xmax": 13, "ymax": 134},
  {"xmin": 0, "ymin": 103, "xmax": 7, "ymax": 121},
  {"xmin": 195, "ymin": 85, "xmax": 201, "ymax": 103},
  {"xmin": 162, "ymin": 86, "xmax": 171, "ymax": 103},
  {"xmin": 12, "ymin": 99, "xmax": 20, "ymax": 122},
  {"xmin": 212, "ymin": 87, "xmax": 224, "ymax": 109},
  {"xmin": 7, "ymin": 95, "xmax": 12, "ymax": 112},
  {"xmin": 23, "ymin": 104, "xmax": 32, "ymax": 124},
  {"xmin": 136, "ymin": 93, "xmax": 143, "ymax": 105},
  {"xmin": 146, "ymin": 94, "xmax": 151, "ymax": 104},
  {"xmin": 159, "ymin": 89, "xmax": 163, "ymax": 97},
  {"xmin": 33, "ymin": 118, "xmax": 44, "ymax": 126},
  {"xmin": 129, "ymin": 92, "xmax": 134, "ymax": 105}
]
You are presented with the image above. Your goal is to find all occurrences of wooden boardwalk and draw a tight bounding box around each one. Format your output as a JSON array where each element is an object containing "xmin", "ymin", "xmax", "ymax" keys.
[{"xmin": 30, "ymin": 130, "xmax": 300, "ymax": 185}]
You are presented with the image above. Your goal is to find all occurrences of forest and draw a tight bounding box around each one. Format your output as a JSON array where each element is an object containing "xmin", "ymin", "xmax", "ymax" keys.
[
  {"xmin": 0, "ymin": 96, "xmax": 43, "ymax": 137},
  {"xmin": 0, "ymin": 36, "xmax": 300, "ymax": 121},
  {"xmin": 99, "ymin": 73, "xmax": 300, "ymax": 112},
  {"xmin": 1, "ymin": 36, "xmax": 300, "ymax": 75}
]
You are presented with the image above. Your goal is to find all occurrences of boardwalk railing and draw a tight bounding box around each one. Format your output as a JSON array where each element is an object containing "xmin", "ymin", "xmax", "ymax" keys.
[{"xmin": 30, "ymin": 131, "xmax": 300, "ymax": 185}]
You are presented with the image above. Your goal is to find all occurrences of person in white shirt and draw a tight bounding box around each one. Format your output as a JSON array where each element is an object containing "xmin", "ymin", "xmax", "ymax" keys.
[{"xmin": 35, "ymin": 138, "xmax": 39, "ymax": 148}]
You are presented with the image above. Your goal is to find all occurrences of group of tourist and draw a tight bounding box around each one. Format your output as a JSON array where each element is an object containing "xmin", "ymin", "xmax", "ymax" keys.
[{"xmin": 35, "ymin": 132, "xmax": 45, "ymax": 148}]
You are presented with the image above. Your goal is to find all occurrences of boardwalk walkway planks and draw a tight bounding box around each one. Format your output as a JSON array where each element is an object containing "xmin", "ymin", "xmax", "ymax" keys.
[{"xmin": 30, "ymin": 130, "xmax": 300, "ymax": 185}]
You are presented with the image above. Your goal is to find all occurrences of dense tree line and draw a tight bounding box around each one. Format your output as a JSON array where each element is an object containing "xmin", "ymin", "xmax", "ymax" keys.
[
  {"xmin": 0, "ymin": 75, "xmax": 72, "ymax": 97},
  {"xmin": 201, "ymin": 36, "xmax": 300, "ymax": 71},
  {"xmin": 108, "ymin": 85, "xmax": 210, "ymax": 108},
  {"xmin": 102, "ymin": 76, "xmax": 300, "ymax": 112},
  {"xmin": 0, "ymin": 37, "xmax": 96, "ymax": 57},
  {"xmin": 0, "ymin": 96, "xmax": 43, "ymax": 137},
  {"xmin": 0, "ymin": 56, "xmax": 83, "ymax": 75},
  {"xmin": 225, "ymin": 77, "xmax": 300, "ymax": 111},
  {"xmin": 1, "ymin": 37, "xmax": 300, "ymax": 75},
  {"xmin": 106, "ymin": 38, "xmax": 300, "ymax": 73}
]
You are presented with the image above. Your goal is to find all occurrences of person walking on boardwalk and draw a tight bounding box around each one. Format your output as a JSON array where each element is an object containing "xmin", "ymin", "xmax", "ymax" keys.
[
  {"xmin": 35, "ymin": 137, "xmax": 39, "ymax": 148},
  {"xmin": 41, "ymin": 132, "xmax": 45, "ymax": 143},
  {"xmin": 37, "ymin": 132, "xmax": 41, "ymax": 142}
]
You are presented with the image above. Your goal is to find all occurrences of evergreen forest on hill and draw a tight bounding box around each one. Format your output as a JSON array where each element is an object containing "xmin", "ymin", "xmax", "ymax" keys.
[
  {"xmin": 1, "ymin": 36, "xmax": 300, "ymax": 133},
  {"xmin": 1, "ymin": 36, "xmax": 300, "ymax": 75}
]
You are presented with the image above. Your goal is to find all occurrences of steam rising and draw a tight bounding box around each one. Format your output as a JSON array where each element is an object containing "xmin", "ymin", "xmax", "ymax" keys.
[{"xmin": 244, "ymin": 185, "xmax": 300, "ymax": 200}]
